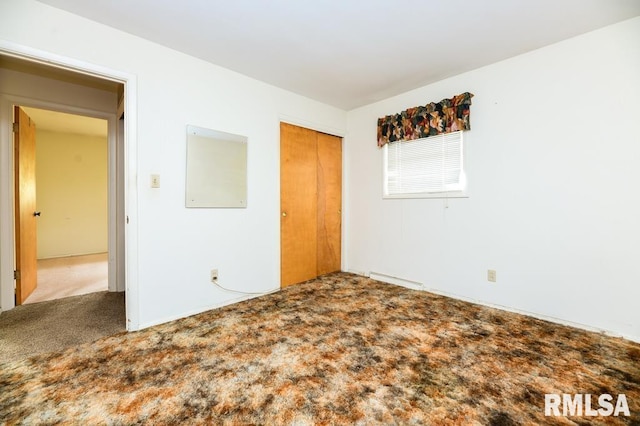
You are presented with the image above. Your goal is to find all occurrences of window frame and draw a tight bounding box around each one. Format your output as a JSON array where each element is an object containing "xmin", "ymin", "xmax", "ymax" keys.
[{"xmin": 382, "ymin": 131, "xmax": 468, "ymax": 199}]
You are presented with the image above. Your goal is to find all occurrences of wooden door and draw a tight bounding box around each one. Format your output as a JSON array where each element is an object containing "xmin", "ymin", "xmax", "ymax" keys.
[
  {"xmin": 317, "ymin": 133, "xmax": 342, "ymax": 275},
  {"xmin": 14, "ymin": 106, "xmax": 38, "ymax": 304},
  {"xmin": 280, "ymin": 123, "xmax": 318, "ymax": 287},
  {"xmin": 280, "ymin": 123, "xmax": 342, "ymax": 287}
]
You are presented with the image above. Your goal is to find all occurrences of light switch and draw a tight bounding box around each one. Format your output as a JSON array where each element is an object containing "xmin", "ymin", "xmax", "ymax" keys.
[{"xmin": 151, "ymin": 174, "xmax": 160, "ymax": 188}]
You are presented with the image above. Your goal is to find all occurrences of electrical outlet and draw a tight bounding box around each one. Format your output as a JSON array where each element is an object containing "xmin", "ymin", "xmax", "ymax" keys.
[
  {"xmin": 487, "ymin": 269, "xmax": 497, "ymax": 283},
  {"xmin": 210, "ymin": 269, "xmax": 219, "ymax": 282}
]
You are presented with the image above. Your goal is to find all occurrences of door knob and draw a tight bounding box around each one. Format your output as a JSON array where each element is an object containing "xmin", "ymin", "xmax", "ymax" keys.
[
  {"xmin": 33, "ymin": 211, "xmax": 41, "ymax": 217},
  {"xmin": 282, "ymin": 212, "xmax": 287, "ymax": 217}
]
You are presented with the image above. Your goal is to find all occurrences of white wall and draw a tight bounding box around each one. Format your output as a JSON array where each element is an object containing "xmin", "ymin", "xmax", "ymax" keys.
[
  {"xmin": 1, "ymin": 0, "xmax": 346, "ymax": 327},
  {"xmin": 345, "ymin": 17, "xmax": 640, "ymax": 341},
  {"xmin": 0, "ymin": 67, "xmax": 117, "ymax": 112},
  {"xmin": 36, "ymin": 130, "xmax": 108, "ymax": 258}
]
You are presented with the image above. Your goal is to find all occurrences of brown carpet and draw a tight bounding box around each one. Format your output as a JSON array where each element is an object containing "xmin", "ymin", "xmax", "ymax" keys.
[
  {"xmin": 1, "ymin": 273, "xmax": 638, "ymax": 424},
  {"xmin": 0, "ymin": 291, "xmax": 125, "ymax": 364}
]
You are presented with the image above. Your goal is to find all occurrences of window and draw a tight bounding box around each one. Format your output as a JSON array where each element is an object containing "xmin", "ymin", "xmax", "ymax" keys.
[{"xmin": 383, "ymin": 131, "xmax": 467, "ymax": 198}]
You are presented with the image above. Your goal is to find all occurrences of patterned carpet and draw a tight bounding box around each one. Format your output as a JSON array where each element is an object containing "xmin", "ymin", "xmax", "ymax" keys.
[{"xmin": 1, "ymin": 273, "xmax": 638, "ymax": 424}]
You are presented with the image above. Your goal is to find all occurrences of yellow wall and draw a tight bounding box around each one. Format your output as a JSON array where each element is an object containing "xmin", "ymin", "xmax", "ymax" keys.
[{"xmin": 36, "ymin": 129, "xmax": 108, "ymax": 258}]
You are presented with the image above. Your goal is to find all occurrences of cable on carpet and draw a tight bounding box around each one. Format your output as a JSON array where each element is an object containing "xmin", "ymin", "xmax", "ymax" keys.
[{"xmin": 212, "ymin": 281, "xmax": 280, "ymax": 296}]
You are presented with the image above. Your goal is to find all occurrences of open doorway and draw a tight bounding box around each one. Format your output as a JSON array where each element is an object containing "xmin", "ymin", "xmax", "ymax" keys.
[
  {"xmin": 16, "ymin": 107, "xmax": 109, "ymax": 304},
  {"xmin": 0, "ymin": 49, "xmax": 136, "ymax": 335}
]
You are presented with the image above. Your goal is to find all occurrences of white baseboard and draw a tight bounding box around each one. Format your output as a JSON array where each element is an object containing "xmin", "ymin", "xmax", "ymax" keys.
[
  {"xmin": 368, "ymin": 271, "xmax": 424, "ymax": 291},
  {"xmin": 136, "ymin": 290, "xmax": 278, "ymax": 331},
  {"xmin": 349, "ymin": 270, "xmax": 639, "ymax": 344}
]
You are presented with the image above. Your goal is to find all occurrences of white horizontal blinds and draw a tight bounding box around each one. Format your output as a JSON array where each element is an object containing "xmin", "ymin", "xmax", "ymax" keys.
[
  {"xmin": 442, "ymin": 131, "xmax": 463, "ymax": 189},
  {"xmin": 385, "ymin": 131, "xmax": 463, "ymax": 195}
]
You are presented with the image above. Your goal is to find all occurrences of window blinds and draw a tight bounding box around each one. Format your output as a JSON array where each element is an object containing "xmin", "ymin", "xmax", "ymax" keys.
[{"xmin": 384, "ymin": 131, "xmax": 464, "ymax": 197}]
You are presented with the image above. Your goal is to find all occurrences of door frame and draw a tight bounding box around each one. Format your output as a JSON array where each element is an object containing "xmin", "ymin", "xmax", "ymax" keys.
[{"xmin": 0, "ymin": 41, "xmax": 140, "ymax": 330}]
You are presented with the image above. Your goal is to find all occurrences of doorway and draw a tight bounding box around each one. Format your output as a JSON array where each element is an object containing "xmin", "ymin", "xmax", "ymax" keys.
[
  {"xmin": 0, "ymin": 49, "xmax": 137, "ymax": 329},
  {"xmin": 15, "ymin": 106, "xmax": 110, "ymax": 304}
]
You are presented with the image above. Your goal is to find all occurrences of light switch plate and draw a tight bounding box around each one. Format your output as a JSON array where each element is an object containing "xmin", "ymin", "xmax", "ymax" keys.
[{"xmin": 151, "ymin": 174, "xmax": 160, "ymax": 188}]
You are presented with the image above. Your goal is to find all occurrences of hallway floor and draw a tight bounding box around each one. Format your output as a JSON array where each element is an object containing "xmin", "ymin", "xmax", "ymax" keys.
[{"xmin": 24, "ymin": 253, "xmax": 108, "ymax": 304}]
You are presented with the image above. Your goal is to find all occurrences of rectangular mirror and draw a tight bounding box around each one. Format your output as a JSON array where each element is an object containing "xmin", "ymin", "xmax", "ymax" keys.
[{"xmin": 185, "ymin": 125, "xmax": 247, "ymax": 208}]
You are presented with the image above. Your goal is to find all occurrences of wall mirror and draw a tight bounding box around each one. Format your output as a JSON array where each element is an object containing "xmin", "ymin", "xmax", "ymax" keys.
[{"xmin": 185, "ymin": 125, "xmax": 247, "ymax": 208}]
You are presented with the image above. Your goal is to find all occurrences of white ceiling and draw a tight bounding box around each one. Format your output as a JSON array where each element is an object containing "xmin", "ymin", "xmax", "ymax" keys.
[
  {"xmin": 22, "ymin": 107, "xmax": 107, "ymax": 138},
  {"xmin": 36, "ymin": 0, "xmax": 640, "ymax": 110}
]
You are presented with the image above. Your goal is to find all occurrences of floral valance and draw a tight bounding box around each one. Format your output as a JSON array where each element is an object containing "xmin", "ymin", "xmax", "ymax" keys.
[{"xmin": 377, "ymin": 92, "xmax": 474, "ymax": 147}]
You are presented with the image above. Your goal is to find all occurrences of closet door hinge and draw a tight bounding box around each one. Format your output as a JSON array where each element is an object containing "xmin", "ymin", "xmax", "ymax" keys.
[
  {"xmin": 12, "ymin": 122, "xmax": 18, "ymax": 133},
  {"xmin": 13, "ymin": 270, "xmax": 20, "ymax": 280}
]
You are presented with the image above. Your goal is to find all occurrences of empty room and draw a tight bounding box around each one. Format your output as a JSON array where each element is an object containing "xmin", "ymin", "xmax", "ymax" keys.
[{"xmin": 0, "ymin": 0, "xmax": 639, "ymax": 424}]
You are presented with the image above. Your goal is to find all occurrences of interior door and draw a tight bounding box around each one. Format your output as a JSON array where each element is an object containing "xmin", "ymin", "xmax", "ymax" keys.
[
  {"xmin": 280, "ymin": 123, "xmax": 318, "ymax": 287},
  {"xmin": 317, "ymin": 132, "xmax": 342, "ymax": 275},
  {"xmin": 14, "ymin": 106, "xmax": 38, "ymax": 304}
]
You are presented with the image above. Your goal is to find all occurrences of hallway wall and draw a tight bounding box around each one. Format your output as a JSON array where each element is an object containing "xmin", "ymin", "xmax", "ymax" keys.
[{"xmin": 36, "ymin": 129, "xmax": 108, "ymax": 258}]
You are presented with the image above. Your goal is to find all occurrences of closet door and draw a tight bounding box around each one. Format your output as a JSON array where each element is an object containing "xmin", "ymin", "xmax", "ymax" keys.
[
  {"xmin": 280, "ymin": 123, "xmax": 342, "ymax": 287},
  {"xmin": 280, "ymin": 123, "xmax": 318, "ymax": 287},
  {"xmin": 317, "ymin": 133, "xmax": 342, "ymax": 275}
]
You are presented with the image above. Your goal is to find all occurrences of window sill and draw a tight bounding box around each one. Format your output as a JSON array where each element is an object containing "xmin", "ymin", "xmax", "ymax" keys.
[{"xmin": 383, "ymin": 191, "xmax": 469, "ymax": 200}]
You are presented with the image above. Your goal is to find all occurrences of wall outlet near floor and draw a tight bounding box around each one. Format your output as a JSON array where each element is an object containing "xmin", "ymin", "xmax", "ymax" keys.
[
  {"xmin": 210, "ymin": 269, "xmax": 219, "ymax": 282},
  {"xmin": 487, "ymin": 269, "xmax": 497, "ymax": 283}
]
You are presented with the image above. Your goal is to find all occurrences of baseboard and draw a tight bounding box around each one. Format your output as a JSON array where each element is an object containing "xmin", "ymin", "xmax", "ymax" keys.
[
  {"xmin": 369, "ymin": 271, "xmax": 423, "ymax": 291},
  {"xmin": 137, "ymin": 290, "xmax": 279, "ymax": 331},
  {"xmin": 38, "ymin": 251, "xmax": 108, "ymax": 260},
  {"xmin": 350, "ymin": 270, "xmax": 640, "ymax": 344}
]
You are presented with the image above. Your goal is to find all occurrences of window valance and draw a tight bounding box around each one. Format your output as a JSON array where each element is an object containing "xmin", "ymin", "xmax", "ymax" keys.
[{"xmin": 377, "ymin": 92, "xmax": 474, "ymax": 147}]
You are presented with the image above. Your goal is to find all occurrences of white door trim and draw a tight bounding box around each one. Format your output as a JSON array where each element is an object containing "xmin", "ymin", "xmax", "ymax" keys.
[{"xmin": 0, "ymin": 40, "xmax": 140, "ymax": 331}]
